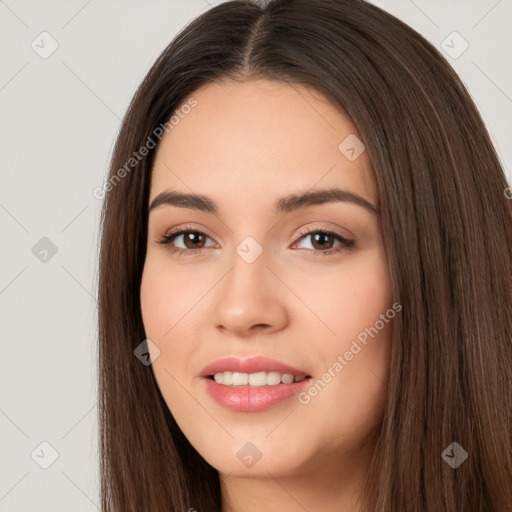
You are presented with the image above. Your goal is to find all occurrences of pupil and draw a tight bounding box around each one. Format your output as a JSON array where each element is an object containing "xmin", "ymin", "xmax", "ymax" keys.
[
  {"xmin": 185, "ymin": 232, "xmax": 205, "ymax": 249},
  {"xmin": 312, "ymin": 233, "xmax": 333, "ymax": 250}
]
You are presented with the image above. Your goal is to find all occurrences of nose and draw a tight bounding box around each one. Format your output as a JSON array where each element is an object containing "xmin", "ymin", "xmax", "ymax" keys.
[{"xmin": 212, "ymin": 249, "xmax": 289, "ymax": 338}]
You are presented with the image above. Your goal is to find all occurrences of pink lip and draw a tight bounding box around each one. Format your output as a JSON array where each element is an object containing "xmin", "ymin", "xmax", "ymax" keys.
[
  {"xmin": 200, "ymin": 356, "xmax": 309, "ymax": 377},
  {"xmin": 200, "ymin": 356, "xmax": 311, "ymax": 412},
  {"xmin": 203, "ymin": 378, "xmax": 311, "ymax": 412}
]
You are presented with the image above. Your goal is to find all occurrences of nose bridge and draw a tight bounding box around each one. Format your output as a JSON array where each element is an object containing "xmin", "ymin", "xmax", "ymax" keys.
[
  {"xmin": 224, "ymin": 239, "xmax": 271, "ymax": 305},
  {"xmin": 212, "ymin": 238, "xmax": 289, "ymax": 335}
]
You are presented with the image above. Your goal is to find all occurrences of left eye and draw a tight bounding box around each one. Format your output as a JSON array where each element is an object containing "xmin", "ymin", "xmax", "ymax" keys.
[{"xmin": 293, "ymin": 229, "xmax": 355, "ymax": 252}]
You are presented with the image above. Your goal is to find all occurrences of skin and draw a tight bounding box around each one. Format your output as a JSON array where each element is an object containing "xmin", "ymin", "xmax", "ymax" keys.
[{"xmin": 140, "ymin": 79, "xmax": 394, "ymax": 512}]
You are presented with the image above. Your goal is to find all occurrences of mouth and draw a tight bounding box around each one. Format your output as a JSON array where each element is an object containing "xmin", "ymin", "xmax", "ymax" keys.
[
  {"xmin": 200, "ymin": 356, "xmax": 312, "ymax": 412},
  {"xmin": 200, "ymin": 355, "xmax": 311, "ymax": 384}
]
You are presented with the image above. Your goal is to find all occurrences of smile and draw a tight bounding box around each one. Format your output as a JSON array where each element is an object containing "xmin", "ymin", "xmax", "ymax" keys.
[{"xmin": 200, "ymin": 356, "xmax": 312, "ymax": 412}]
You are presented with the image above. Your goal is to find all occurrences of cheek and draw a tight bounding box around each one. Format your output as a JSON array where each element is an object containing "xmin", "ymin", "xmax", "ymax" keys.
[
  {"xmin": 293, "ymin": 247, "xmax": 392, "ymax": 342},
  {"xmin": 139, "ymin": 258, "xmax": 194, "ymax": 381},
  {"xmin": 335, "ymin": 252, "xmax": 393, "ymax": 379},
  {"xmin": 140, "ymin": 260, "xmax": 197, "ymax": 414},
  {"xmin": 140, "ymin": 255, "xmax": 165, "ymax": 324},
  {"xmin": 292, "ymin": 248, "xmax": 393, "ymax": 426},
  {"xmin": 140, "ymin": 255, "xmax": 202, "ymax": 338}
]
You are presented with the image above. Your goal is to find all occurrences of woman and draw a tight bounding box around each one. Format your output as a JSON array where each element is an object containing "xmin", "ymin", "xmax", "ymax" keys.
[{"xmin": 97, "ymin": 0, "xmax": 512, "ymax": 510}]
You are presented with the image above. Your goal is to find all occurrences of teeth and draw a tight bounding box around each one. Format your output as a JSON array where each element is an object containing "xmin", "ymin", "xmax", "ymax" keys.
[
  {"xmin": 232, "ymin": 372, "xmax": 249, "ymax": 386},
  {"xmin": 248, "ymin": 371, "xmax": 267, "ymax": 386},
  {"xmin": 211, "ymin": 371, "xmax": 308, "ymax": 387},
  {"xmin": 281, "ymin": 373, "xmax": 294, "ymax": 384},
  {"xmin": 266, "ymin": 371, "xmax": 281, "ymax": 385}
]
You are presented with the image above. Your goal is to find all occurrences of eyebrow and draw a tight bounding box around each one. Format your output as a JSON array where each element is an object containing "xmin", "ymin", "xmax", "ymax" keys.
[{"xmin": 148, "ymin": 187, "xmax": 379, "ymax": 215}]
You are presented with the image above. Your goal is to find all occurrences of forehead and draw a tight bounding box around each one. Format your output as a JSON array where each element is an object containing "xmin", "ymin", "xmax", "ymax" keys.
[{"xmin": 150, "ymin": 79, "xmax": 377, "ymax": 210}]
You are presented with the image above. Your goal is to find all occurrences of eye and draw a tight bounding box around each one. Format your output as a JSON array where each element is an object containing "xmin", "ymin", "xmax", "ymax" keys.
[
  {"xmin": 293, "ymin": 226, "xmax": 355, "ymax": 255},
  {"xmin": 156, "ymin": 225, "xmax": 217, "ymax": 256}
]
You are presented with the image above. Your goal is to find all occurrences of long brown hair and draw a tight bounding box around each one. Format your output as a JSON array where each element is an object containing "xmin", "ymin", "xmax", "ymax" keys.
[{"xmin": 97, "ymin": 0, "xmax": 512, "ymax": 510}]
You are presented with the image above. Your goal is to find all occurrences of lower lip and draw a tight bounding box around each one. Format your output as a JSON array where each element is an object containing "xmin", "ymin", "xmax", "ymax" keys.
[{"xmin": 202, "ymin": 377, "xmax": 311, "ymax": 412}]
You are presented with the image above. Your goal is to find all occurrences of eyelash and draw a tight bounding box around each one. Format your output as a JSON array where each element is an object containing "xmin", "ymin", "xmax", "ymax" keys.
[{"xmin": 155, "ymin": 224, "xmax": 355, "ymax": 257}]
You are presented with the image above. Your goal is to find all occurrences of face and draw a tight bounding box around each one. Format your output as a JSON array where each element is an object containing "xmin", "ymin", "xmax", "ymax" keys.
[{"xmin": 140, "ymin": 79, "xmax": 394, "ymax": 480}]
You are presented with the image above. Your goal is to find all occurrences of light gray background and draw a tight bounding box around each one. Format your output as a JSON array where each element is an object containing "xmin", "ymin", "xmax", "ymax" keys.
[{"xmin": 1, "ymin": 0, "xmax": 511, "ymax": 510}]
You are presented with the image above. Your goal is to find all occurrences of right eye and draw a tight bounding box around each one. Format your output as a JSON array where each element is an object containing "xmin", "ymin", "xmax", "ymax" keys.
[{"xmin": 156, "ymin": 226, "xmax": 217, "ymax": 256}]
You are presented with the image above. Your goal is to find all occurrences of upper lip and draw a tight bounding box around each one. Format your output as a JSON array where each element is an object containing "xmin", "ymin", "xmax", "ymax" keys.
[{"xmin": 200, "ymin": 356, "xmax": 310, "ymax": 377}]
